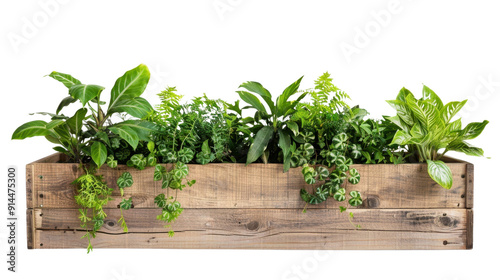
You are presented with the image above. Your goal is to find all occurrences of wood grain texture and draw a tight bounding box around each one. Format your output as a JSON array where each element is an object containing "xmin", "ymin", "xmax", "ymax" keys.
[
  {"xmin": 466, "ymin": 209, "xmax": 473, "ymax": 249},
  {"xmin": 26, "ymin": 164, "xmax": 34, "ymax": 209},
  {"xmin": 26, "ymin": 153, "xmax": 474, "ymax": 250},
  {"xmin": 33, "ymin": 208, "xmax": 468, "ymax": 250},
  {"xmin": 34, "ymin": 208, "xmax": 468, "ymax": 233},
  {"xmin": 27, "ymin": 155, "xmax": 469, "ymax": 210},
  {"xmin": 466, "ymin": 164, "xmax": 474, "ymax": 209},
  {"xmin": 26, "ymin": 209, "xmax": 34, "ymax": 249}
]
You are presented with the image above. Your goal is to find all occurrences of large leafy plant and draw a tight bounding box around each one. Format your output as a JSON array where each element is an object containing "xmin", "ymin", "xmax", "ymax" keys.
[
  {"xmin": 12, "ymin": 64, "xmax": 156, "ymax": 167},
  {"xmin": 387, "ymin": 85, "xmax": 488, "ymax": 189},
  {"xmin": 235, "ymin": 77, "xmax": 307, "ymax": 171}
]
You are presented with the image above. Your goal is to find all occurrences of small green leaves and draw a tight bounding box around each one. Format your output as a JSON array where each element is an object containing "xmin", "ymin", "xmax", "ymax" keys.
[
  {"xmin": 155, "ymin": 194, "xmax": 167, "ymax": 208},
  {"xmin": 128, "ymin": 154, "xmax": 147, "ymax": 170},
  {"xmin": 173, "ymin": 162, "xmax": 189, "ymax": 180},
  {"xmin": 91, "ymin": 142, "xmax": 107, "ymax": 168},
  {"xmin": 316, "ymin": 166, "xmax": 329, "ymax": 180},
  {"xmin": 119, "ymin": 198, "xmax": 133, "ymax": 210},
  {"xmin": 333, "ymin": 188, "xmax": 346, "ymax": 202},
  {"xmin": 333, "ymin": 133, "xmax": 348, "ymax": 149},
  {"xmin": 178, "ymin": 148, "xmax": 195, "ymax": 163},
  {"xmin": 427, "ymin": 160, "xmax": 453, "ymax": 189},
  {"xmin": 348, "ymin": 168, "xmax": 360, "ymax": 185},
  {"xmin": 304, "ymin": 173, "xmax": 316, "ymax": 185},
  {"xmin": 339, "ymin": 206, "xmax": 347, "ymax": 212},
  {"xmin": 348, "ymin": 191, "xmax": 362, "ymax": 207},
  {"xmin": 106, "ymin": 155, "xmax": 117, "ymax": 168},
  {"xmin": 154, "ymin": 164, "xmax": 166, "ymax": 181},
  {"xmin": 117, "ymin": 172, "xmax": 134, "ymax": 189}
]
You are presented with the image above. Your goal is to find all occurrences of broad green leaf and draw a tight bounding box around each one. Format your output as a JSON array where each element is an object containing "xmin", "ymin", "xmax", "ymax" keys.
[
  {"xmin": 441, "ymin": 100, "xmax": 467, "ymax": 124},
  {"xmin": 458, "ymin": 120, "xmax": 488, "ymax": 140},
  {"xmin": 56, "ymin": 96, "xmax": 77, "ymax": 114},
  {"xmin": 286, "ymin": 121, "xmax": 299, "ymax": 136},
  {"xmin": 239, "ymin": 81, "xmax": 275, "ymax": 114},
  {"xmin": 95, "ymin": 131, "xmax": 111, "ymax": 146},
  {"xmin": 108, "ymin": 64, "xmax": 150, "ymax": 114},
  {"xmin": 386, "ymin": 100, "xmax": 414, "ymax": 126},
  {"xmin": 396, "ymin": 87, "xmax": 414, "ymax": 103},
  {"xmin": 117, "ymin": 172, "xmax": 134, "ymax": 189},
  {"xmin": 91, "ymin": 142, "xmax": 107, "ymax": 168},
  {"xmin": 108, "ymin": 126, "xmax": 139, "ymax": 150},
  {"xmin": 447, "ymin": 118, "xmax": 462, "ymax": 133},
  {"xmin": 29, "ymin": 112, "xmax": 67, "ymax": 120},
  {"xmin": 447, "ymin": 140, "xmax": 484, "ymax": 157},
  {"xmin": 406, "ymin": 96, "xmax": 440, "ymax": 129},
  {"xmin": 237, "ymin": 90, "xmax": 268, "ymax": 114},
  {"xmin": 278, "ymin": 128, "xmax": 291, "ymax": 159},
  {"xmin": 410, "ymin": 122, "xmax": 425, "ymax": 138},
  {"xmin": 47, "ymin": 71, "xmax": 81, "ymax": 88},
  {"xmin": 12, "ymin": 120, "xmax": 49, "ymax": 139},
  {"xmin": 107, "ymin": 97, "xmax": 153, "ymax": 118},
  {"xmin": 387, "ymin": 116, "xmax": 410, "ymax": 133},
  {"xmin": 422, "ymin": 85, "xmax": 443, "ymax": 110},
  {"xmin": 276, "ymin": 76, "xmax": 304, "ymax": 117},
  {"xmin": 45, "ymin": 119, "xmax": 65, "ymax": 130},
  {"xmin": 246, "ymin": 126, "xmax": 274, "ymax": 165},
  {"xmin": 113, "ymin": 120, "xmax": 156, "ymax": 141},
  {"xmin": 66, "ymin": 108, "xmax": 87, "ymax": 135},
  {"xmin": 390, "ymin": 130, "xmax": 412, "ymax": 145},
  {"xmin": 69, "ymin": 84, "xmax": 105, "ymax": 106},
  {"xmin": 427, "ymin": 160, "xmax": 453, "ymax": 189}
]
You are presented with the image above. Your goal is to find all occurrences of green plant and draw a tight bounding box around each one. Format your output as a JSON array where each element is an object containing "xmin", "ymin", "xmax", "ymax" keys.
[
  {"xmin": 117, "ymin": 172, "xmax": 134, "ymax": 232},
  {"xmin": 73, "ymin": 172, "xmax": 113, "ymax": 253},
  {"xmin": 387, "ymin": 85, "xmax": 488, "ymax": 189},
  {"xmin": 12, "ymin": 64, "xmax": 156, "ymax": 167},
  {"xmin": 235, "ymin": 77, "xmax": 307, "ymax": 171}
]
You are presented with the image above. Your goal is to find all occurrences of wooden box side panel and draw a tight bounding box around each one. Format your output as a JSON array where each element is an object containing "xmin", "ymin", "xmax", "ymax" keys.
[
  {"xmin": 30, "ymin": 162, "xmax": 468, "ymax": 209},
  {"xmin": 33, "ymin": 208, "xmax": 468, "ymax": 250}
]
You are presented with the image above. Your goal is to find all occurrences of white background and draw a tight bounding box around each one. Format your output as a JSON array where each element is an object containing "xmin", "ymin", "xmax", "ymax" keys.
[{"xmin": 1, "ymin": 1, "xmax": 499, "ymax": 279}]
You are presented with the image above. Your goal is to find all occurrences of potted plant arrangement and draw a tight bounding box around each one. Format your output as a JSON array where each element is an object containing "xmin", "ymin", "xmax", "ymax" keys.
[{"xmin": 14, "ymin": 65, "xmax": 487, "ymax": 252}]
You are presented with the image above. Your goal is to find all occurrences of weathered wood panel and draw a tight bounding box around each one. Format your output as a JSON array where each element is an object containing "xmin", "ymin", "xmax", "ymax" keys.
[
  {"xmin": 26, "ymin": 153, "xmax": 474, "ymax": 250},
  {"xmin": 28, "ymin": 154, "xmax": 469, "ymax": 209},
  {"xmin": 31, "ymin": 208, "xmax": 468, "ymax": 250},
  {"xmin": 33, "ymin": 208, "xmax": 468, "ymax": 233}
]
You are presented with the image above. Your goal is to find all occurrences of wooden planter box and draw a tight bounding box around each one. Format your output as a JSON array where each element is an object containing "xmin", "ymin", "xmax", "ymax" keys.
[{"xmin": 26, "ymin": 153, "xmax": 474, "ymax": 250}]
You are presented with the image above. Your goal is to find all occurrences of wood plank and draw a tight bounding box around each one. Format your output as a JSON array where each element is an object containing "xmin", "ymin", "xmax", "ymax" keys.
[
  {"xmin": 26, "ymin": 164, "xmax": 34, "ymax": 209},
  {"xmin": 26, "ymin": 209, "xmax": 34, "ymax": 249},
  {"xmin": 35, "ymin": 229, "xmax": 466, "ymax": 250},
  {"xmin": 466, "ymin": 209, "xmax": 473, "ymax": 249},
  {"xmin": 466, "ymin": 164, "xmax": 474, "ymax": 208},
  {"xmin": 32, "ymin": 208, "xmax": 468, "ymax": 250},
  {"xmin": 34, "ymin": 208, "xmax": 468, "ymax": 233},
  {"xmin": 30, "ymin": 162, "xmax": 468, "ymax": 209}
]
